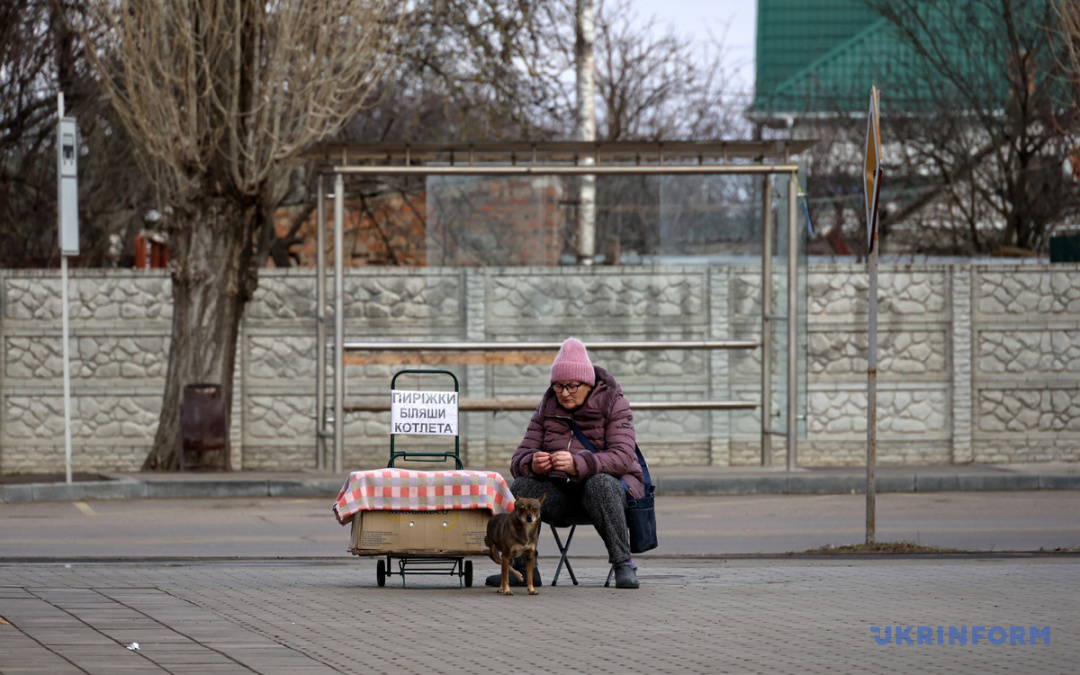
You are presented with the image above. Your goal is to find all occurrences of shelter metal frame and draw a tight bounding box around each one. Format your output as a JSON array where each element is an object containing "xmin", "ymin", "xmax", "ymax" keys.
[{"xmin": 307, "ymin": 141, "xmax": 812, "ymax": 474}]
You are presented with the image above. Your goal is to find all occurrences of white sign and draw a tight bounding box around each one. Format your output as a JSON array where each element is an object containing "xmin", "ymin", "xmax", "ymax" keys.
[
  {"xmin": 57, "ymin": 116, "xmax": 79, "ymax": 255},
  {"xmin": 391, "ymin": 390, "xmax": 458, "ymax": 436}
]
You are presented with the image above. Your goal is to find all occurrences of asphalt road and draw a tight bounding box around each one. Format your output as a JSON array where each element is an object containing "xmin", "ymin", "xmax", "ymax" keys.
[
  {"xmin": 2, "ymin": 491, "xmax": 1078, "ymax": 560},
  {"xmin": 3, "ymin": 493, "xmax": 1079, "ymax": 674}
]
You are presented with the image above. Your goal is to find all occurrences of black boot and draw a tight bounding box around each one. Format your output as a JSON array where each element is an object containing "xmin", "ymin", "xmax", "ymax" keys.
[
  {"xmin": 613, "ymin": 561, "xmax": 639, "ymax": 589},
  {"xmin": 485, "ymin": 556, "xmax": 542, "ymax": 587}
]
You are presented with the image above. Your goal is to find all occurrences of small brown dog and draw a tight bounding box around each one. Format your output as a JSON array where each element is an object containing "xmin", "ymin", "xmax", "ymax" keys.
[{"xmin": 485, "ymin": 494, "xmax": 546, "ymax": 595}]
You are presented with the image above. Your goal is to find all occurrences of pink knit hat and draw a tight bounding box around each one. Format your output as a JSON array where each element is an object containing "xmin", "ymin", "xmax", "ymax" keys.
[{"xmin": 550, "ymin": 337, "xmax": 595, "ymax": 386}]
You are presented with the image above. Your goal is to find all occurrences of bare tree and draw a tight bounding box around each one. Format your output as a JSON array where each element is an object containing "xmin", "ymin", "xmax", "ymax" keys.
[
  {"xmin": 768, "ymin": 1, "xmax": 1080, "ymax": 257},
  {"xmin": 263, "ymin": 1, "xmax": 575, "ymax": 269},
  {"xmin": 289, "ymin": 0, "xmax": 754, "ymax": 270},
  {"xmin": 1060, "ymin": 0, "xmax": 1080, "ymax": 68},
  {"xmin": 0, "ymin": 1, "xmax": 55, "ymax": 161},
  {"xmin": 586, "ymin": 0, "xmax": 751, "ymax": 259},
  {"xmin": 855, "ymin": 0, "xmax": 1078, "ymax": 255},
  {"xmin": 0, "ymin": 0, "xmax": 60, "ymax": 265},
  {"xmin": 80, "ymin": 0, "xmax": 402, "ymax": 469},
  {"xmin": 591, "ymin": 0, "xmax": 748, "ymax": 141},
  {"xmin": 0, "ymin": 0, "xmax": 154, "ymax": 267},
  {"xmin": 341, "ymin": 1, "xmax": 571, "ymax": 144},
  {"xmin": 1057, "ymin": 1, "xmax": 1080, "ymax": 129},
  {"xmin": 343, "ymin": 0, "xmax": 747, "ymax": 145}
]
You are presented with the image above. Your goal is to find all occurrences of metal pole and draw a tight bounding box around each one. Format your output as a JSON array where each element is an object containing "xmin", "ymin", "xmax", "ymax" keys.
[
  {"xmin": 346, "ymin": 398, "xmax": 760, "ymax": 412},
  {"xmin": 334, "ymin": 164, "xmax": 801, "ymax": 176},
  {"xmin": 61, "ymin": 255, "xmax": 73, "ymax": 484},
  {"xmin": 58, "ymin": 92, "xmax": 74, "ymax": 485},
  {"xmin": 867, "ymin": 238, "xmax": 878, "ymax": 544},
  {"xmin": 787, "ymin": 172, "xmax": 799, "ymax": 472},
  {"xmin": 333, "ymin": 174, "xmax": 345, "ymax": 475},
  {"xmin": 341, "ymin": 339, "xmax": 758, "ymax": 351},
  {"xmin": 866, "ymin": 86, "xmax": 881, "ymax": 546},
  {"xmin": 761, "ymin": 177, "xmax": 773, "ymax": 467},
  {"xmin": 315, "ymin": 176, "xmax": 326, "ymax": 470}
]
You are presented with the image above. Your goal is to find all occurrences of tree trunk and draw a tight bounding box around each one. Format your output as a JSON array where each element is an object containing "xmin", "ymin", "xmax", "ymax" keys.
[
  {"xmin": 142, "ymin": 198, "xmax": 259, "ymax": 470},
  {"xmin": 575, "ymin": 0, "xmax": 596, "ymax": 265}
]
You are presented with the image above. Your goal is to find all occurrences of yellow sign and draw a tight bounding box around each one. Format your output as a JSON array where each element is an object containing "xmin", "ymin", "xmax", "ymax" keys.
[{"xmin": 864, "ymin": 87, "xmax": 882, "ymax": 254}]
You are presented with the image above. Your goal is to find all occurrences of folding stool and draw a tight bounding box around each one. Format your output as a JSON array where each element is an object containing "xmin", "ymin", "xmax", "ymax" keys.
[{"xmin": 545, "ymin": 516, "xmax": 616, "ymax": 587}]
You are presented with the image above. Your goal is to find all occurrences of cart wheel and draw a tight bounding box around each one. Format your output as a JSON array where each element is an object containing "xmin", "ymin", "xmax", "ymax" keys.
[
  {"xmin": 464, "ymin": 560, "xmax": 473, "ymax": 587},
  {"xmin": 376, "ymin": 559, "xmax": 386, "ymax": 587}
]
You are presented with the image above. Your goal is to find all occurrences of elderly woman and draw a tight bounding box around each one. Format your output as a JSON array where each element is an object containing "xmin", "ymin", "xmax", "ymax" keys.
[{"xmin": 486, "ymin": 337, "xmax": 643, "ymax": 589}]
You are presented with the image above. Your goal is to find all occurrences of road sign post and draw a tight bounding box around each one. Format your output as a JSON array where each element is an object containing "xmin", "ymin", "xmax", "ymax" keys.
[
  {"xmin": 864, "ymin": 86, "xmax": 882, "ymax": 545},
  {"xmin": 57, "ymin": 94, "xmax": 79, "ymax": 484}
]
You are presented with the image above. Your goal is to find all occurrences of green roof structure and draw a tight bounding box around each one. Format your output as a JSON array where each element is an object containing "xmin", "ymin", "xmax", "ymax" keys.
[
  {"xmin": 753, "ymin": 0, "xmax": 883, "ymax": 114},
  {"xmin": 750, "ymin": 0, "xmax": 1025, "ymax": 118}
]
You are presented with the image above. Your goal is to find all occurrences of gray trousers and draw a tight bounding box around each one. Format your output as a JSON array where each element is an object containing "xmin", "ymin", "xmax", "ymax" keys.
[{"xmin": 510, "ymin": 474, "xmax": 631, "ymax": 565}]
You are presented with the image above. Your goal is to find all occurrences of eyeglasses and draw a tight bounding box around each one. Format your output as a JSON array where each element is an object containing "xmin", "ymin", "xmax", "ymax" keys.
[{"xmin": 552, "ymin": 382, "xmax": 583, "ymax": 394}]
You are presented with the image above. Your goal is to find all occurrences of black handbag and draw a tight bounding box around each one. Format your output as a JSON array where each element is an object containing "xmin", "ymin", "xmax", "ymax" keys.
[{"xmin": 568, "ymin": 419, "xmax": 658, "ymax": 553}]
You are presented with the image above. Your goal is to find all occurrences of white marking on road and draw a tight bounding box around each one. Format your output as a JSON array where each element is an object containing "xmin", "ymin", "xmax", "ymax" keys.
[{"xmin": 73, "ymin": 502, "xmax": 96, "ymax": 516}]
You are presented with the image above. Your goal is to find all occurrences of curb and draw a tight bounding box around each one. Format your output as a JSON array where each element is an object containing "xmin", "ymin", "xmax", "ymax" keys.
[
  {"xmin": 653, "ymin": 472, "xmax": 1080, "ymax": 496},
  {"xmin": 0, "ymin": 477, "xmax": 146, "ymax": 503},
  {"xmin": 0, "ymin": 477, "xmax": 345, "ymax": 503}
]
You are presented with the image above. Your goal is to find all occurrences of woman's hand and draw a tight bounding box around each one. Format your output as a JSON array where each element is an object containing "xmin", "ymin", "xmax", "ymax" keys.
[
  {"xmin": 531, "ymin": 452, "xmax": 552, "ymax": 474},
  {"xmin": 550, "ymin": 450, "xmax": 577, "ymax": 476}
]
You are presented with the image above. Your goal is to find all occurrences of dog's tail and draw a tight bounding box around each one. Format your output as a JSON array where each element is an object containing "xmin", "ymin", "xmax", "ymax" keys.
[{"xmin": 487, "ymin": 545, "xmax": 503, "ymax": 568}]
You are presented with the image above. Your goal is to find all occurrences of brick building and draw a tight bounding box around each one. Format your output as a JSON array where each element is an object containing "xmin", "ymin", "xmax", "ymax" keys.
[{"xmin": 272, "ymin": 176, "xmax": 567, "ymax": 269}]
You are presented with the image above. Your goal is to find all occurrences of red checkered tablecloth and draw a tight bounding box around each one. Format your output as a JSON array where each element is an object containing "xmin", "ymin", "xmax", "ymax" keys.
[{"xmin": 333, "ymin": 469, "xmax": 515, "ymax": 525}]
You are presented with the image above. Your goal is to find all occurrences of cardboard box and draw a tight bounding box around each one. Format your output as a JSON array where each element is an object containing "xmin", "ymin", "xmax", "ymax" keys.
[{"xmin": 350, "ymin": 509, "xmax": 490, "ymax": 555}]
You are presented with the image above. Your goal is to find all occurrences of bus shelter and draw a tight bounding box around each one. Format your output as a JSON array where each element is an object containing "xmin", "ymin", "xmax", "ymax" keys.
[{"xmin": 299, "ymin": 140, "xmax": 814, "ymax": 473}]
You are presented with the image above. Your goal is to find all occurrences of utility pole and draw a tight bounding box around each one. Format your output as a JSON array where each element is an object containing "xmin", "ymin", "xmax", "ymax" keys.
[{"xmin": 57, "ymin": 93, "xmax": 80, "ymax": 484}]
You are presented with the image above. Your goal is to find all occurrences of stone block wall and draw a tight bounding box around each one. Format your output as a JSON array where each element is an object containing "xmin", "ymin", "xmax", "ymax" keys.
[
  {"xmin": 800, "ymin": 264, "xmax": 953, "ymax": 466},
  {"xmin": 1, "ymin": 263, "xmax": 1077, "ymax": 474},
  {"xmin": 1, "ymin": 271, "xmax": 173, "ymax": 473},
  {"xmin": 242, "ymin": 269, "xmax": 464, "ymax": 470},
  {"xmin": 971, "ymin": 267, "xmax": 1080, "ymax": 462},
  {"xmin": 458, "ymin": 267, "xmax": 740, "ymax": 469}
]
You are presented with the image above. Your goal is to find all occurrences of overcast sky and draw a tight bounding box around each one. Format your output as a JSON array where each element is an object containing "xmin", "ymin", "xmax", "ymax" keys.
[{"xmin": 630, "ymin": 0, "xmax": 757, "ymax": 95}]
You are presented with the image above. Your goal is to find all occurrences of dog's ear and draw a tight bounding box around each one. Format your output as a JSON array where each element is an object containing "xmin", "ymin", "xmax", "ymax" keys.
[{"xmin": 537, "ymin": 493, "xmax": 547, "ymax": 504}]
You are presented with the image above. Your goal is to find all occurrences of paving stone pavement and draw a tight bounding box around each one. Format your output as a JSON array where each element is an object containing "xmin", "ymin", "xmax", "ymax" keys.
[{"xmin": 1, "ymin": 556, "xmax": 1077, "ymax": 674}]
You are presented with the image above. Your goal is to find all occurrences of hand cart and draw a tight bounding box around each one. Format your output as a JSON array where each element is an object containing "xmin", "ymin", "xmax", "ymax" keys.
[
  {"xmin": 333, "ymin": 369, "xmax": 514, "ymax": 588},
  {"xmin": 387, "ymin": 369, "xmax": 463, "ymax": 471}
]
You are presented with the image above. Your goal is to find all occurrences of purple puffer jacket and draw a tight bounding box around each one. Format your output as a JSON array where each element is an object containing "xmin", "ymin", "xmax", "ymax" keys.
[{"xmin": 509, "ymin": 366, "xmax": 645, "ymax": 498}]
